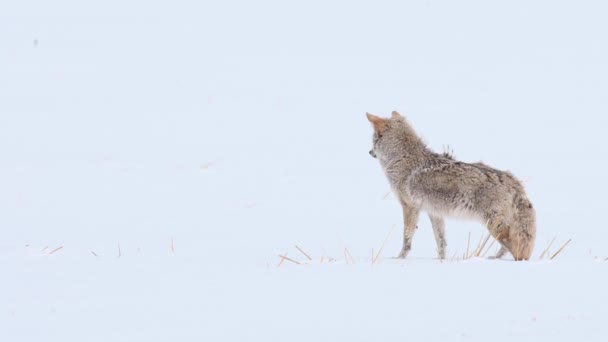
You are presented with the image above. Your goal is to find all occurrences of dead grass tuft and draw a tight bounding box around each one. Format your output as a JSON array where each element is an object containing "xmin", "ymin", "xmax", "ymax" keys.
[
  {"xmin": 278, "ymin": 254, "xmax": 301, "ymax": 265},
  {"xmin": 550, "ymin": 239, "xmax": 572, "ymax": 260},
  {"xmin": 539, "ymin": 237, "xmax": 556, "ymax": 260}
]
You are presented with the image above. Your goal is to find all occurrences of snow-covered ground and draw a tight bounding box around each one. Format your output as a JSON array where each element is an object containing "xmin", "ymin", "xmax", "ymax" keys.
[
  {"xmin": 2, "ymin": 1, "xmax": 608, "ymax": 341},
  {"xmin": 4, "ymin": 256, "xmax": 607, "ymax": 341}
]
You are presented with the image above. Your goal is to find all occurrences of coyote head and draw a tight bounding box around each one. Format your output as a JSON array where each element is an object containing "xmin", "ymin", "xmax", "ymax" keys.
[
  {"xmin": 366, "ymin": 111, "xmax": 402, "ymax": 160},
  {"xmin": 366, "ymin": 111, "xmax": 426, "ymax": 165}
]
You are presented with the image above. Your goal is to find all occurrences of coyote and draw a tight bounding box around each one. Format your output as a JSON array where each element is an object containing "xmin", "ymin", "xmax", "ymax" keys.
[{"xmin": 367, "ymin": 111, "xmax": 536, "ymax": 261}]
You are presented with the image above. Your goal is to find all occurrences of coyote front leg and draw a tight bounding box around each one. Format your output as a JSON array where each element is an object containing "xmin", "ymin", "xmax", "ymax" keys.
[
  {"xmin": 397, "ymin": 202, "xmax": 419, "ymax": 259},
  {"xmin": 429, "ymin": 214, "xmax": 447, "ymax": 259},
  {"xmin": 493, "ymin": 245, "xmax": 508, "ymax": 259}
]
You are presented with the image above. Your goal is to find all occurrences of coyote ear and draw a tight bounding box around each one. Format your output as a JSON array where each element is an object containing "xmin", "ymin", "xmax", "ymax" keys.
[
  {"xmin": 391, "ymin": 111, "xmax": 402, "ymax": 119},
  {"xmin": 366, "ymin": 112, "xmax": 386, "ymax": 133}
]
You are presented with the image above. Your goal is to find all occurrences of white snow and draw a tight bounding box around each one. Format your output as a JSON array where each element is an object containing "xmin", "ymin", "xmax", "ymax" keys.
[{"xmin": 2, "ymin": 1, "xmax": 608, "ymax": 341}]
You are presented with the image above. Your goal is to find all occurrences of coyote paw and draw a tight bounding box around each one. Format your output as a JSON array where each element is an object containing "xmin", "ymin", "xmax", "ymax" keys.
[
  {"xmin": 437, "ymin": 250, "xmax": 446, "ymax": 260},
  {"xmin": 393, "ymin": 249, "xmax": 409, "ymax": 259}
]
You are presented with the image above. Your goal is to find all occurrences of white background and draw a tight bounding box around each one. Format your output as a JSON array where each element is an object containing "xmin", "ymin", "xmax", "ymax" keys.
[{"xmin": 1, "ymin": 1, "xmax": 607, "ymax": 341}]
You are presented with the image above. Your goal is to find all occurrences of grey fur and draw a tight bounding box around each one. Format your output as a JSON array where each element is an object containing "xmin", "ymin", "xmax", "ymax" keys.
[{"xmin": 367, "ymin": 111, "xmax": 536, "ymax": 261}]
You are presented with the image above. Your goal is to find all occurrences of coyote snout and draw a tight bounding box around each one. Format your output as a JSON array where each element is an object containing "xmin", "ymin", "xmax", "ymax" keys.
[{"xmin": 366, "ymin": 111, "xmax": 536, "ymax": 261}]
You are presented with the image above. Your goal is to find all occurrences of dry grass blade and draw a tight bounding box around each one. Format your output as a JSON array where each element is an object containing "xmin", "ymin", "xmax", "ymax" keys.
[
  {"xmin": 48, "ymin": 246, "xmax": 63, "ymax": 255},
  {"xmin": 373, "ymin": 225, "xmax": 396, "ymax": 265},
  {"xmin": 277, "ymin": 252, "xmax": 288, "ymax": 267},
  {"xmin": 278, "ymin": 254, "xmax": 301, "ymax": 265},
  {"xmin": 91, "ymin": 251, "xmax": 98, "ymax": 257},
  {"xmin": 539, "ymin": 237, "xmax": 556, "ymax": 260},
  {"xmin": 345, "ymin": 248, "xmax": 356, "ymax": 264},
  {"xmin": 295, "ymin": 245, "xmax": 312, "ymax": 261},
  {"xmin": 550, "ymin": 239, "xmax": 572, "ymax": 260},
  {"xmin": 320, "ymin": 247, "xmax": 333, "ymax": 263},
  {"xmin": 171, "ymin": 237, "xmax": 175, "ymax": 255},
  {"xmin": 41, "ymin": 246, "xmax": 49, "ymax": 252},
  {"xmin": 450, "ymin": 251, "xmax": 458, "ymax": 262},
  {"xmin": 465, "ymin": 232, "xmax": 471, "ymax": 259},
  {"xmin": 516, "ymin": 235, "xmax": 522, "ymax": 259},
  {"xmin": 472, "ymin": 233, "xmax": 485, "ymax": 258},
  {"xmin": 118, "ymin": 243, "xmax": 122, "ymax": 258},
  {"xmin": 372, "ymin": 249, "xmax": 381, "ymax": 264},
  {"xmin": 481, "ymin": 236, "xmax": 498, "ymax": 258},
  {"xmin": 336, "ymin": 234, "xmax": 357, "ymax": 263},
  {"xmin": 475, "ymin": 233, "xmax": 492, "ymax": 257},
  {"xmin": 372, "ymin": 249, "xmax": 379, "ymax": 264}
]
